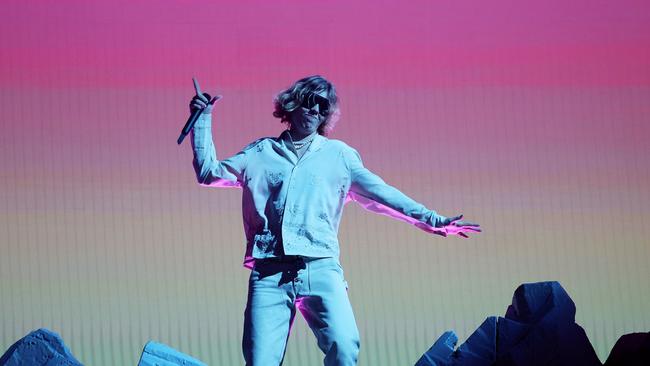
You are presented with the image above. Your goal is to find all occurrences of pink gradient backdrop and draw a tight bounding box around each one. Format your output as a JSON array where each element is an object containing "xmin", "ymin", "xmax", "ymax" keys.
[{"xmin": 1, "ymin": 1, "xmax": 649, "ymax": 364}]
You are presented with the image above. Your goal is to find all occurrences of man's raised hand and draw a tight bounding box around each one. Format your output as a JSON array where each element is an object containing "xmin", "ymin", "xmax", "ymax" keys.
[{"xmin": 189, "ymin": 77, "xmax": 222, "ymax": 115}]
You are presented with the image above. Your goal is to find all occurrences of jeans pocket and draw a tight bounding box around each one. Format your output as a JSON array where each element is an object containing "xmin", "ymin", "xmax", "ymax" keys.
[
  {"xmin": 250, "ymin": 265, "xmax": 261, "ymax": 282},
  {"xmin": 333, "ymin": 261, "xmax": 348, "ymax": 290},
  {"xmin": 333, "ymin": 259, "xmax": 344, "ymax": 272},
  {"xmin": 249, "ymin": 270, "xmax": 255, "ymax": 283}
]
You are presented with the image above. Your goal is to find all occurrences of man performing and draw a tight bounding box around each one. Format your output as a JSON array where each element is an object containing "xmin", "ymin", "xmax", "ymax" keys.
[{"xmin": 187, "ymin": 75, "xmax": 480, "ymax": 366}]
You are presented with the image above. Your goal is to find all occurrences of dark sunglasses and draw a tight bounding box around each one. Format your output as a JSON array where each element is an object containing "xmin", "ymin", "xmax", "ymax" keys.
[{"xmin": 301, "ymin": 93, "xmax": 331, "ymax": 116}]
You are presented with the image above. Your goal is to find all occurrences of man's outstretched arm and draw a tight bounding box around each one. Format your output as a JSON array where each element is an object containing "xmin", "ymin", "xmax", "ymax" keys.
[{"xmin": 342, "ymin": 146, "xmax": 480, "ymax": 238}]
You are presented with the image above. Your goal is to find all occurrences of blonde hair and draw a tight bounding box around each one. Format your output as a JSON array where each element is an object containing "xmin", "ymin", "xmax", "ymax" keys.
[{"xmin": 273, "ymin": 75, "xmax": 340, "ymax": 136}]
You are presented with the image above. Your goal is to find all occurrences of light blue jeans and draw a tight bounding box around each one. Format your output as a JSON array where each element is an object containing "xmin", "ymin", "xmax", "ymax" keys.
[{"xmin": 242, "ymin": 256, "xmax": 360, "ymax": 365}]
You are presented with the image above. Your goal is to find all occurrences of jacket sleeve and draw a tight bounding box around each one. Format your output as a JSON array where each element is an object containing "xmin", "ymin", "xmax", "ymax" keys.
[
  {"xmin": 190, "ymin": 114, "xmax": 247, "ymax": 188},
  {"xmin": 342, "ymin": 146, "xmax": 445, "ymax": 231}
]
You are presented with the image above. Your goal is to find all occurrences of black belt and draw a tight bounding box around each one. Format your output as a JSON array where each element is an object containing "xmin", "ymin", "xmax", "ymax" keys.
[{"xmin": 258, "ymin": 255, "xmax": 305, "ymax": 264}]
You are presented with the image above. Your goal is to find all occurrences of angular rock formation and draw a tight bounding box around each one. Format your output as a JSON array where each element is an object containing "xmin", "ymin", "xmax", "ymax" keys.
[
  {"xmin": 604, "ymin": 332, "xmax": 650, "ymax": 366},
  {"xmin": 416, "ymin": 281, "xmax": 603, "ymax": 366},
  {"xmin": 415, "ymin": 331, "xmax": 458, "ymax": 366},
  {"xmin": 496, "ymin": 281, "xmax": 601, "ymax": 366},
  {"xmin": 138, "ymin": 340, "xmax": 207, "ymax": 366},
  {"xmin": 455, "ymin": 317, "xmax": 497, "ymax": 365},
  {"xmin": 0, "ymin": 328, "xmax": 83, "ymax": 366}
]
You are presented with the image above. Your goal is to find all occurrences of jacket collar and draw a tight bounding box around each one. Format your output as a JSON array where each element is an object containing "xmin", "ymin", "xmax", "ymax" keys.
[
  {"xmin": 279, "ymin": 130, "xmax": 327, "ymax": 151},
  {"xmin": 278, "ymin": 129, "xmax": 328, "ymax": 163}
]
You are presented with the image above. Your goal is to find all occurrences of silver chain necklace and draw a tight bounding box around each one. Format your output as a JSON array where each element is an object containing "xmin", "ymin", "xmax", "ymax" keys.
[
  {"xmin": 291, "ymin": 133, "xmax": 316, "ymax": 149},
  {"xmin": 293, "ymin": 138, "xmax": 313, "ymax": 149}
]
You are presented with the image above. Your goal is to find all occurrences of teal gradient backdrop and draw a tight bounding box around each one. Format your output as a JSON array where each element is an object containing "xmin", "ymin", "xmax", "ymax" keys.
[{"xmin": 1, "ymin": 1, "xmax": 649, "ymax": 364}]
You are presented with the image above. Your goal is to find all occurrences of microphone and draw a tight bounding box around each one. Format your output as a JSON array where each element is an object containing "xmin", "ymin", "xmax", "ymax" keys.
[{"xmin": 177, "ymin": 92, "xmax": 211, "ymax": 145}]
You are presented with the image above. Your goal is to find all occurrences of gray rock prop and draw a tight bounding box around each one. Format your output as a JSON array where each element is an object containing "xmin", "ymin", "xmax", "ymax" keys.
[
  {"xmin": 0, "ymin": 328, "xmax": 83, "ymax": 366},
  {"xmin": 416, "ymin": 318, "xmax": 499, "ymax": 366},
  {"xmin": 415, "ymin": 281, "xmax": 602, "ymax": 366},
  {"xmin": 455, "ymin": 317, "xmax": 497, "ymax": 365},
  {"xmin": 415, "ymin": 331, "xmax": 458, "ymax": 366},
  {"xmin": 137, "ymin": 341, "xmax": 207, "ymax": 366},
  {"xmin": 497, "ymin": 281, "xmax": 601, "ymax": 366},
  {"xmin": 604, "ymin": 332, "xmax": 650, "ymax": 366}
]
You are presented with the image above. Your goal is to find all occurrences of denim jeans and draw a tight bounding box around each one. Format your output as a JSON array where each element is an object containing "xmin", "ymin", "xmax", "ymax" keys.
[{"xmin": 242, "ymin": 256, "xmax": 360, "ymax": 365}]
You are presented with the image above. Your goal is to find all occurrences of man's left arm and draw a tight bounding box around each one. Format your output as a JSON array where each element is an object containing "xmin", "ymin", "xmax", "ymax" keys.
[{"xmin": 342, "ymin": 147, "xmax": 480, "ymax": 238}]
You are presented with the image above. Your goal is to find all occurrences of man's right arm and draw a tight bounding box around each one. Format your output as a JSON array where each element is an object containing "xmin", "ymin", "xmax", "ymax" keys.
[{"xmin": 190, "ymin": 114, "xmax": 247, "ymax": 188}]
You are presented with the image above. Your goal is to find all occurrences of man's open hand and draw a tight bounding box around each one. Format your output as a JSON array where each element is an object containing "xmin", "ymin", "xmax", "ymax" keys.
[
  {"xmin": 417, "ymin": 214, "xmax": 482, "ymax": 238},
  {"xmin": 440, "ymin": 214, "xmax": 481, "ymax": 238}
]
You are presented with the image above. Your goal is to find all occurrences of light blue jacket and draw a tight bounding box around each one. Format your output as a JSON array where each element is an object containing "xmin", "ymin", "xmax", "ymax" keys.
[{"xmin": 191, "ymin": 114, "xmax": 444, "ymax": 268}]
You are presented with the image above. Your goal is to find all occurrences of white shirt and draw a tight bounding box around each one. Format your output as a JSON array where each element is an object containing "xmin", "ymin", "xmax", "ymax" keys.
[{"xmin": 191, "ymin": 114, "xmax": 444, "ymax": 269}]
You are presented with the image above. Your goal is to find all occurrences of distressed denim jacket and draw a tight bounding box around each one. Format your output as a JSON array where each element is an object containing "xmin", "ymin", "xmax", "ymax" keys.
[{"xmin": 191, "ymin": 114, "xmax": 444, "ymax": 269}]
